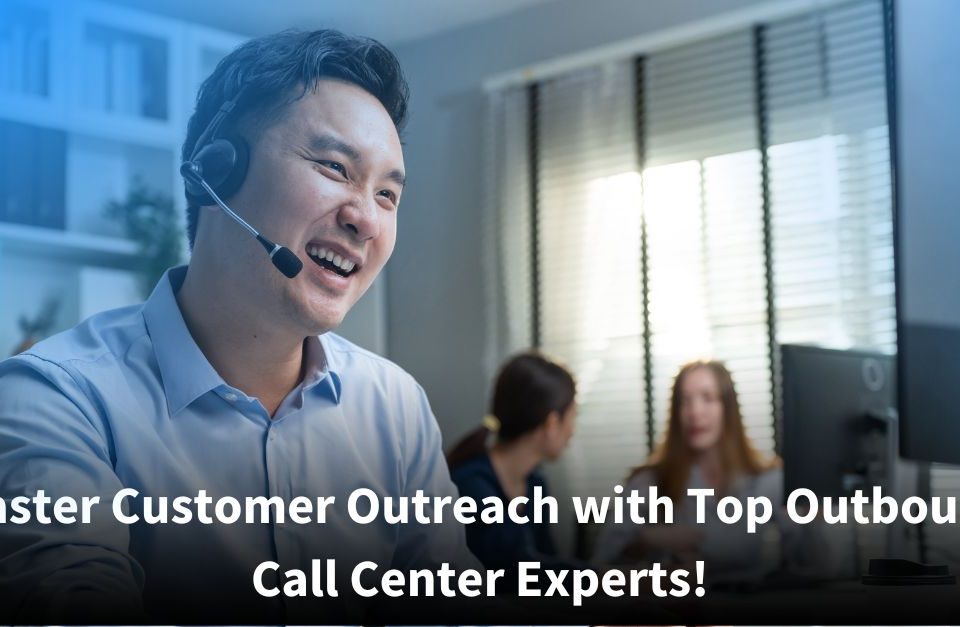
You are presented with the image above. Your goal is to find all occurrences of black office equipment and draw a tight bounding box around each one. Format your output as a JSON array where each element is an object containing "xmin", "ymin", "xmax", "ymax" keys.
[{"xmin": 781, "ymin": 344, "xmax": 896, "ymax": 499}]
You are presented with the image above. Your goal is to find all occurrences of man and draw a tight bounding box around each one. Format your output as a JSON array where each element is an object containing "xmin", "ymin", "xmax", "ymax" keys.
[{"xmin": 0, "ymin": 29, "xmax": 475, "ymax": 623}]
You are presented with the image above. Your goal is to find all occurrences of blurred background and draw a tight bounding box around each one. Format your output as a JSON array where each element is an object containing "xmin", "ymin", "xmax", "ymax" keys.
[{"xmin": 0, "ymin": 0, "xmax": 957, "ymax": 564}]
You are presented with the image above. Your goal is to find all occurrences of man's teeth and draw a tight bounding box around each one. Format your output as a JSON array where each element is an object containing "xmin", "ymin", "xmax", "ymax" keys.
[{"xmin": 307, "ymin": 246, "xmax": 356, "ymax": 273}]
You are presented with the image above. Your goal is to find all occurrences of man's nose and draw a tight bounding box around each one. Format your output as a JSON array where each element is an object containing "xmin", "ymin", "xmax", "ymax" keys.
[{"xmin": 338, "ymin": 191, "xmax": 380, "ymax": 241}]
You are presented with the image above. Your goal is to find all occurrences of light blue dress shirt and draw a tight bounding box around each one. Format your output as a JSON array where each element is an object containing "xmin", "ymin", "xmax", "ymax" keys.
[{"xmin": 0, "ymin": 266, "xmax": 476, "ymax": 623}]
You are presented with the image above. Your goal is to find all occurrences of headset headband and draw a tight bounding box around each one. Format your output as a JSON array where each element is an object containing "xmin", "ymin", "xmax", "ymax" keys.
[{"xmin": 189, "ymin": 83, "xmax": 249, "ymax": 163}]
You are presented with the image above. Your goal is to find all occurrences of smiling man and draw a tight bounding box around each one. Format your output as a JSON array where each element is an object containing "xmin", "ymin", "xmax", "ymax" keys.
[{"xmin": 0, "ymin": 30, "xmax": 476, "ymax": 624}]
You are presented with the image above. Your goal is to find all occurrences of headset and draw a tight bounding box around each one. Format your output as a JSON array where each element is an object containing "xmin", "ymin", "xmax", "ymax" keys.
[{"xmin": 179, "ymin": 84, "xmax": 303, "ymax": 279}]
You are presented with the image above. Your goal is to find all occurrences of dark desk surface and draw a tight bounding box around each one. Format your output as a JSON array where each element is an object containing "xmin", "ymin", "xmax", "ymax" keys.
[
  {"xmin": 648, "ymin": 579, "xmax": 960, "ymax": 624},
  {"xmin": 427, "ymin": 578, "xmax": 960, "ymax": 624}
]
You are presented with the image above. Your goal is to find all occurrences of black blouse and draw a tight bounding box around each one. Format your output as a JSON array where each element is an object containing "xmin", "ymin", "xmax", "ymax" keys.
[{"xmin": 449, "ymin": 453, "xmax": 558, "ymax": 570}]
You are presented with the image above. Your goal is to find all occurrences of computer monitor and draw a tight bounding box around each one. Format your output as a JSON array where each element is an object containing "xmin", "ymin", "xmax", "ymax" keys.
[
  {"xmin": 893, "ymin": 0, "xmax": 960, "ymax": 464},
  {"xmin": 781, "ymin": 344, "xmax": 896, "ymax": 499}
]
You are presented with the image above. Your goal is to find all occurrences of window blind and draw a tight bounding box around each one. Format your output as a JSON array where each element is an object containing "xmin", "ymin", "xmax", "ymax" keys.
[
  {"xmin": 765, "ymin": 0, "xmax": 896, "ymax": 356},
  {"xmin": 534, "ymin": 61, "xmax": 646, "ymax": 500},
  {"xmin": 762, "ymin": 0, "xmax": 897, "ymax": 566},
  {"xmin": 644, "ymin": 30, "xmax": 774, "ymax": 453},
  {"xmin": 483, "ymin": 86, "xmax": 533, "ymax": 377},
  {"xmin": 485, "ymin": 0, "xmax": 916, "ymax": 526}
]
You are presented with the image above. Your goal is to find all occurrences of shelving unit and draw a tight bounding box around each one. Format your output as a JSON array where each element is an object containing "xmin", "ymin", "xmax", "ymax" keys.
[
  {"xmin": 0, "ymin": 0, "xmax": 245, "ymax": 355},
  {"xmin": 0, "ymin": 222, "xmax": 139, "ymax": 266}
]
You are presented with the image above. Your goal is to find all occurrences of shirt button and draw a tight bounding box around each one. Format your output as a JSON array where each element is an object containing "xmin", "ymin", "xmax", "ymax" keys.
[{"xmin": 224, "ymin": 392, "xmax": 238, "ymax": 402}]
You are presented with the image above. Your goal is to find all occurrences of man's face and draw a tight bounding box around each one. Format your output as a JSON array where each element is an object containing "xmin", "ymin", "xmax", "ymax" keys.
[{"xmin": 210, "ymin": 79, "xmax": 404, "ymax": 334}]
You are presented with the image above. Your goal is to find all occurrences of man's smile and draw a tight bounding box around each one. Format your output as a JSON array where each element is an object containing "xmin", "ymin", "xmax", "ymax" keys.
[{"xmin": 306, "ymin": 242, "xmax": 362, "ymax": 278}]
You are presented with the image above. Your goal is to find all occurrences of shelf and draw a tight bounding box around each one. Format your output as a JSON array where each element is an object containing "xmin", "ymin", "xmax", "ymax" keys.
[
  {"xmin": 0, "ymin": 98, "xmax": 182, "ymax": 151},
  {"xmin": 0, "ymin": 0, "xmax": 248, "ymax": 355},
  {"xmin": 71, "ymin": 0, "xmax": 188, "ymax": 132},
  {"xmin": 0, "ymin": 221, "xmax": 141, "ymax": 268}
]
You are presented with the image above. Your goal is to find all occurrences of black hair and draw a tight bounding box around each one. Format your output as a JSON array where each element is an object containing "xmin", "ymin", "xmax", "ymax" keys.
[
  {"xmin": 447, "ymin": 352, "xmax": 577, "ymax": 470},
  {"xmin": 180, "ymin": 28, "xmax": 409, "ymax": 248}
]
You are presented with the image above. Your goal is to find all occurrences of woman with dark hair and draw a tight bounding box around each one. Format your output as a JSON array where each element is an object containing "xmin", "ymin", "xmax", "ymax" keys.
[
  {"xmin": 448, "ymin": 352, "xmax": 577, "ymax": 570},
  {"xmin": 592, "ymin": 360, "xmax": 834, "ymax": 579}
]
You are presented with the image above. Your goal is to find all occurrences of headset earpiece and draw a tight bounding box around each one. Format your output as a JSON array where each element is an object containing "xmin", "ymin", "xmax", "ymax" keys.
[
  {"xmin": 178, "ymin": 86, "xmax": 302, "ymax": 279},
  {"xmin": 182, "ymin": 85, "xmax": 250, "ymax": 206},
  {"xmin": 184, "ymin": 134, "xmax": 250, "ymax": 207}
]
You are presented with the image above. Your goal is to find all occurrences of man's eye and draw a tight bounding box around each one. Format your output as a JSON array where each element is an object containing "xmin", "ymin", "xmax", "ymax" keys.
[
  {"xmin": 378, "ymin": 189, "xmax": 397, "ymax": 204},
  {"xmin": 317, "ymin": 160, "xmax": 347, "ymax": 178}
]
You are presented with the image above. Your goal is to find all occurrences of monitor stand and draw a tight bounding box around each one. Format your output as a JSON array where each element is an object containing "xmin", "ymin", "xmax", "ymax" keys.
[{"xmin": 859, "ymin": 410, "xmax": 954, "ymax": 585}]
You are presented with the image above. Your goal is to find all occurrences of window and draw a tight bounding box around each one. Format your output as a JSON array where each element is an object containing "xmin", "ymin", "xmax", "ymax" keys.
[
  {"xmin": 485, "ymin": 0, "xmax": 896, "ymax": 502},
  {"xmin": 536, "ymin": 63, "xmax": 644, "ymax": 500},
  {"xmin": 644, "ymin": 29, "xmax": 773, "ymax": 453}
]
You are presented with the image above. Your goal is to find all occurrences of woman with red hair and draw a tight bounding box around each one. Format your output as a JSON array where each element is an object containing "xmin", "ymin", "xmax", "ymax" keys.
[{"xmin": 592, "ymin": 360, "xmax": 831, "ymax": 579}]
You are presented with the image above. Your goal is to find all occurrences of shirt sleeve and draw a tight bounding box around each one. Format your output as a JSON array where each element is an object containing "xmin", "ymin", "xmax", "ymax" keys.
[
  {"xmin": 590, "ymin": 471, "xmax": 654, "ymax": 565},
  {"xmin": 0, "ymin": 355, "xmax": 145, "ymax": 623},
  {"xmin": 389, "ymin": 381, "xmax": 483, "ymax": 572}
]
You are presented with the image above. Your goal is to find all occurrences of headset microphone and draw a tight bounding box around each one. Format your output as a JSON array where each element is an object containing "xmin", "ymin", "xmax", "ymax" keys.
[
  {"xmin": 180, "ymin": 162, "xmax": 303, "ymax": 279},
  {"xmin": 180, "ymin": 83, "xmax": 302, "ymax": 279}
]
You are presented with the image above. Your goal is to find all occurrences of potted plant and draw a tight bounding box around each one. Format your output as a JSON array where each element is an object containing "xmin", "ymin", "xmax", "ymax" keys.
[
  {"xmin": 104, "ymin": 177, "xmax": 184, "ymax": 298},
  {"xmin": 11, "ymin": 297, "xmax": 60, "ymax": 356}
]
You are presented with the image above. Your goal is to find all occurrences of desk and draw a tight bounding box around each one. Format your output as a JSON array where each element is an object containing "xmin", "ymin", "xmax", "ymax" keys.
[
  {"xmin": 655, "ymin": 580, "xmax": 960, "ymax": 623},
  {"xmin": 393, "ymin": 579, "xmax": 960, "ymax": 624}
]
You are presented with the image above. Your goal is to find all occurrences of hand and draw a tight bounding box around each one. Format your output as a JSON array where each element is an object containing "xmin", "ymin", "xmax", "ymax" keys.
[
  {"xmin": 622, "ymin": 524, "xmax": 703, "ymax": 559},
  {"xmin": 644, "ymin": 524, "xmax": 703, "ymax": 553},
  {"xmin": 673, "ymin": 549, "xmax": 703, "ymax": 571}
]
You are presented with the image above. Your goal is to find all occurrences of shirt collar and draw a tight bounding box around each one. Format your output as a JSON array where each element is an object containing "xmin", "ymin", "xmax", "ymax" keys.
[
  {"xmin": 142, "ymin": 266, "xmax": 224, "ymax": 416},
  {"xmin": 142, "ymin": 266, "xmax": 342, "ymax": 416},
  {"xmin": 303, "ymin": 334, "xmax": 342, "ymax": 404}
]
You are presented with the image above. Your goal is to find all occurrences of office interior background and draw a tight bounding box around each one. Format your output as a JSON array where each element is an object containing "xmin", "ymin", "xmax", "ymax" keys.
[{"xmin": 0, "ymin": 0, "xmax": 957, "ymax": 567}]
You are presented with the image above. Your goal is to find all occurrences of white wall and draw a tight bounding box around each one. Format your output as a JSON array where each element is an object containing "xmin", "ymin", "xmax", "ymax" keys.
[{"xmin": 335, "ymin": 278, "xmax": 387, "ymax": 354}]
